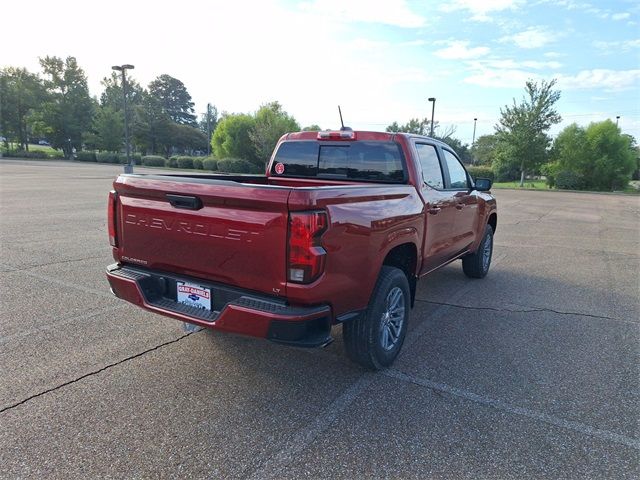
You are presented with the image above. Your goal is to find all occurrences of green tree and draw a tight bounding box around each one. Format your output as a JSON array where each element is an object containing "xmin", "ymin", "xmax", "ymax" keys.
[
  {"xmin": 198, "ymin": 104, "xmax": 219, "ymax": 138},
  {"xmin": 93, "ymin": 106, "xmax": 124, "ymax": 152},
  {"xmin": 495, "ymin": 79, "xmax": 561, "ymax": 186},
  {"xmin": 38, "ymin": 56, "xmax": 95, "ymax": 156},
  {"xmin": 131, "ymin": 91, "xmax": 172, "ymax": 155},
  {"xmin": 171, "ymin": 123, "xmax": 209, "ymax": 154},
  {"xmin": 212, "ymin": 113, "xmax": 257, "ymax": 161},
  {"xmin": 100, "ymin": 72, "xmax": 144, "ymax": 111},
  {"xmin": 302, "ymin": 124, "xmax": 322, "ymax": 131},
  {"xmin": 386, "ymin": 118, "xmax": 430, "ymax": 135},
  {"xmin": 250, "ymin": 101, "xmax": 300, "ymax": 164},
  {"xmin": 148, "ymin": 74, "xmax": 196, "ymax": 125},
  {"xmin": 471, "ymin": 134, "xmax": 499, "ymax": 166},
  {"xmin": 0, "ymin": 67, "xmax": 46, "ymax": 150},
  {"xmin": 551, "ymin": 120, "xmax": 636, "ymax": 190}
]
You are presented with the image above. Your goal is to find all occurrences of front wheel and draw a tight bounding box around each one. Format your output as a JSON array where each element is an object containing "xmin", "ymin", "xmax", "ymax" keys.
[
  {"xmin": 462, "ymin": 224, "xmax": 493, "ymax": 279},
  {"xmin": 342, "ymin": 266, "xmax": 410, "ymax": 370}
]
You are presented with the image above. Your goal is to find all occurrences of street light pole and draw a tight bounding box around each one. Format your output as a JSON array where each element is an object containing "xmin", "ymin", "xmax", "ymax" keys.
[
  {"xmin": 616, "ymin": 115, "xmax": 620, "ymax": 127},
  {"xmin": 472, "ymin": 118, "xmax": 478, "ymax": 165},
  {"xmin": 112, "ymin": 64, "xmax": 135, "ymax": 173},
  {"xmin": 428, "ymin": 97, "xmax": 436, "ymax": 137},
  {"xmin": 207, "ymin": 103, "xmax": 211, "ymax": 157}
]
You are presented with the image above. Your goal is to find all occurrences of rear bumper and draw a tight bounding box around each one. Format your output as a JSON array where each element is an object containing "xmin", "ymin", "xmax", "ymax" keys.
[{"xmin": 106, "ymin": 264, "xmax": 332, "ymax": 347}]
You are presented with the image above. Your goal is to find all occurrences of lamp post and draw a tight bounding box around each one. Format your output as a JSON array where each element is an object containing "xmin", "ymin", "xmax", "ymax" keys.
[
  {"xmin": 472, "ymin": 118, "xmax": 478, "ymax": 165},
  {"xmin": 112, "ymin": 64, "xmax": 135, "ymax": 173},
  {"xmin": 616, "ymin": 115, "xmax": 620, "ymax": 127},
  {"xmin": 428, "ymin": 97, "xmax": 436, "ymax": 137},
  {"xmin": 207, "ymin": 103, "xmax": 212, "ymax": 156}
]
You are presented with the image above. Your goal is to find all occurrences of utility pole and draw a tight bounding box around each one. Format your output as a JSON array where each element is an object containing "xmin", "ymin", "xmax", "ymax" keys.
[
  {"xmin": 428, "ymin": 97, "xmax": 436, "ymax": 137},
  {"xmin": 112, "ymin": 64, "xmax": 135, "ymax": 173},
  {"xmin": 207, "ymin": 103, "xmax": 212, "ymax": 156}
]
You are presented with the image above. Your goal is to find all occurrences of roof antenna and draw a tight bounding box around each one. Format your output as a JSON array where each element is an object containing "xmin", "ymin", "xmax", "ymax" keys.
[{"xmin": 338, "ymin": 105, "xmax": 352, "ymax": 131}]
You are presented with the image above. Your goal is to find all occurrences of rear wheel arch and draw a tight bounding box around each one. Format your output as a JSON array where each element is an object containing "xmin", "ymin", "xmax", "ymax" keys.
[{"xmin": 381, "ymin": 242, "xmax": 418, "ymax": 307}]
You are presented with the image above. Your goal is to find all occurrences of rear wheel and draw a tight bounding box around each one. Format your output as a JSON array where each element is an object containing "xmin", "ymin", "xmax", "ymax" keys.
[
  {"xmin": 342, "ymin": 266, "xmax": 410, "ymax": 370},
  {"xmin": 462, "ymin": 224, "xmax": 493, "ymax": 279}
]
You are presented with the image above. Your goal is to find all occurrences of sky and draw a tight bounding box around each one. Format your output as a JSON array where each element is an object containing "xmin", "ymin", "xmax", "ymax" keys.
[{"xmin": 3, "ymin": 0, "xmax": 639, "ymax": 144}]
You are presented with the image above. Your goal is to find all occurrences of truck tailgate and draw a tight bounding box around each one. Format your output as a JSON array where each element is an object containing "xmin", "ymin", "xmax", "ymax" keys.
[{"xmin": 113, "ymin": 175, "xmax": 291, "ymax": 296}]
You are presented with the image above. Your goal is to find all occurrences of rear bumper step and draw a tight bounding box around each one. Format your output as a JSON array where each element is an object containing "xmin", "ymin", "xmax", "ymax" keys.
[{"xmin": 106, "ymin": 264, "xmax": 332, "ymax": 347}]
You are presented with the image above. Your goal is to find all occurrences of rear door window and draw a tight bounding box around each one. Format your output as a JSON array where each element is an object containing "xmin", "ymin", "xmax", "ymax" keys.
[
  {"xmin": 415, "ymin": 143, "xmax": 444, "ymax": 189},
  {"xmin": 271, "ymin": 141, "xmax": 406, "ymax": 183}
]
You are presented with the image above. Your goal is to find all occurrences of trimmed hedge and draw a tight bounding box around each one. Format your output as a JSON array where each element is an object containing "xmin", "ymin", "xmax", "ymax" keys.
[
  {"xmin": 2, "ymin": 150, "xmax": 50, "ymax": 159},
  {"xmin": 142, "ymin": 155, "xmax": 166, "ymax": 167},
  {"xmin": 76, "ymin": 151, "xmax": 97, "ymax": 162},
  {"xmin": 217, "ymin": 158, "xmax": 261, "ymax": 174},
  {"xmin": 467, "ymin": 166, "xmax": 494, "ymax": 181},
  {"xmin": 193, "ymin": 158, "xmax": 203, "ymax": 169},
  {"xmin": 176, "ymin": 156, "xmax": 194, "ymax": 169},
  {"xmin": 96, "ymin": 152, "xmax": 120, "ymax": 163},
  {"xmin": 167, "ymin": 157, "xmax": 178, "ymax": 168},
  {"xmin": 202, "ymin": 157, "xmax": 217, "ymax": 171}
]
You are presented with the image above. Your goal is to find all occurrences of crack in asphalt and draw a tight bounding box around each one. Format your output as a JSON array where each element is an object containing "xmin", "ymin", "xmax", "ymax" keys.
[
  {"xmin": 0, "ymin": 331, "xmax": 199, "ymax": 415},
  {"xmin": 414, "ymin": 298, "xmax": 634, "ymax": 323}
]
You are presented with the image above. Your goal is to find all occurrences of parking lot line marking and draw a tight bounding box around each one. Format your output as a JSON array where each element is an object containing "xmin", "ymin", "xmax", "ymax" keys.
[
  {"xmin": 9, "ymin": 267, "xmax": 113, "ymax": 299},
  {"xmin": 243, "ymin": 257, "xmax": 514, "ymax": 479},
  {"xmin": 244, "ymin": 373, "xmax": 376, "ymax": 480},
  {"xmin": 384, "ymin": 369, "xmax": 640, "ymax": 450}
]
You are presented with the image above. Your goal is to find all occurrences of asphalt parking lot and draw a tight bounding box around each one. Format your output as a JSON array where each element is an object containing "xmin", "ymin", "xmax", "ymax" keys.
[{"xmin": 1, "ymin": 159, "xmax": 638, "ymax": 479}]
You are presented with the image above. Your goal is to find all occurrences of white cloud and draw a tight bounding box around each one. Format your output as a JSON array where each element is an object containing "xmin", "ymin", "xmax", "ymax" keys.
[
  {"xmin": 593, "ymin": 39, "xmax": 640, "ymax": 52},
  {"xmin": 400, "ymin": 39, "xmax": 427, "ymax": 47},
  {"xmin": 434, "ymin": 41, "xmax": 490, "ymax": 59},
  {"xmin": 440, "ymin": 0, "xmax": 522, "ymax": 22},
  {"xmin": 612, "ymin": 12, "xmax": 631, "ymax": 20},
  {"xmin": 504, "ymin": 27, "xmax": 557, "ymax": 49},
  {"xmin": 544, "ymin": 51, "xmax": 565, "ymax": 58},
  {"xmin": 299, "ymin": 0, "xmax": 425, "ymax": 28},
  {"xmin": 464, "ymin": 68, "xmax": 540, "ymax": 88},
  {"xmin": 557, "ymin": 69, "xmax": 640, "ymax": 91},
  {"xmin": 349, "ymin": 38, "xmax": 390, "ymax": 50}
]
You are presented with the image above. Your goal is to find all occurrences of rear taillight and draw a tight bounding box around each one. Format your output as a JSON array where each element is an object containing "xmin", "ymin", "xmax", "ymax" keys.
[
  {"xmin": 108, "ymin": 190, "xmax": 118, "ymax": 247},
  {"xmin": 288, "ymin": 211, "xmax": 328, "ymax": 283}
]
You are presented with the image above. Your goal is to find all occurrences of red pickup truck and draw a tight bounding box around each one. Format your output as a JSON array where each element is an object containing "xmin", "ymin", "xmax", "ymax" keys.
[{"xmin": 106, "ymin": 130, "xmax": 496, "ymax": 369}]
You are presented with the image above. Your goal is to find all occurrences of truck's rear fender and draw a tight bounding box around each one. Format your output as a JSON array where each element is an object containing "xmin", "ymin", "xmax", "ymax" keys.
[
  {"xmin": 286, "ymin": 186, "xmax": 424, "ymax": 319},
  {"xmin": 470, "ymin": 195, "xmax": 497, "ymax": 253}
]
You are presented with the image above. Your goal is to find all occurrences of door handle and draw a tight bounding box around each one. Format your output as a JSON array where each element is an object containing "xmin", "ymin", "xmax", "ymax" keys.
[{"xmin": 428, "ymin": 204, "xmax": 442, "ymax": 215}]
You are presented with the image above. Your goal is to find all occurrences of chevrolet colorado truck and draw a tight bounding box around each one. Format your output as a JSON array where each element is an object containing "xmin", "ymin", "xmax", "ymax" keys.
[{"xmin": 106, "ymin": 130, "xmax": 497, "ymax": 369}]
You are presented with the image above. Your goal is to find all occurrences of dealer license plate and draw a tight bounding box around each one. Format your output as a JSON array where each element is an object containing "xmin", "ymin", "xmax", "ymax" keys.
[{"xmin": 177, "ymin": 281, "xmax": 212, "ymax": 311}]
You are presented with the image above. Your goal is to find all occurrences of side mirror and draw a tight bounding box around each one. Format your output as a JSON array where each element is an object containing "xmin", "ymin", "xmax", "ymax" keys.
[{"xmin": 474, "ymin": 178, "xmax": 492, "ymax": 191}]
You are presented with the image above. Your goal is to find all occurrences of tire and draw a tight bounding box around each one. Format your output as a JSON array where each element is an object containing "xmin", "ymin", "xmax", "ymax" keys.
[
  {"xmin": 342, "ymin": 266, "xmax": 410, "ymax": 370},
  {"xmin": 462, "ymin": 224, "xmax": 494, "ymax": 279}
]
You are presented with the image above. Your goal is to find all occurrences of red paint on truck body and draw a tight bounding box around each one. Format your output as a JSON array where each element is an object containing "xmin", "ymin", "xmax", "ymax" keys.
[{"xmin": 106, "ymin": 131, "xmax": 496, "ymax": 344}]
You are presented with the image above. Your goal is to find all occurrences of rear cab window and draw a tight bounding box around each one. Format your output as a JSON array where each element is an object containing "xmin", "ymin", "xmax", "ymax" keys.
[{"xmin": 271, "ymin": 141, "xmax": 407, "ymax": 183}]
